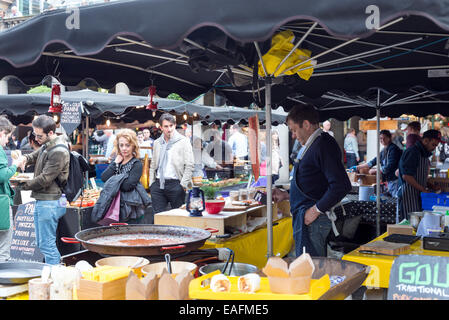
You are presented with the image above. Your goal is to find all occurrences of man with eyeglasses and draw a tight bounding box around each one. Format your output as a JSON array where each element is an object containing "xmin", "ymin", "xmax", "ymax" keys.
[{"xmin": 18, "ymin": 115, "xmax": 70, "ymax": 265}]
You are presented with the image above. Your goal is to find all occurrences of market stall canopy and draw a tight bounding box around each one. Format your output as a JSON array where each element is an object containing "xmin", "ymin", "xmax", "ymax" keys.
[
  {"xmin": 0, "ymin": 89, "xmax": 286, "ymax": 125},
  {"xmin": 2, "ymin": 1, "xmax": 449, "ymax": 108},
  {"xmin": 284, "ymin": 86, "xmax": 449, "ymax": 121}
]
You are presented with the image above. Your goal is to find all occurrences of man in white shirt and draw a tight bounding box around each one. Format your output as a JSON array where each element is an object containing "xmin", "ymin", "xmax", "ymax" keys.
[
  {"xmin": 227, "ymin": 124, "xmax": 248, "ymax": 160},
  {"xmin": 149, "ymin": 113, "xmax": 194, "ymax": 213},
  {"xmin": 137, "ymin": 130, "xmax": 152, "ymax": 159}
]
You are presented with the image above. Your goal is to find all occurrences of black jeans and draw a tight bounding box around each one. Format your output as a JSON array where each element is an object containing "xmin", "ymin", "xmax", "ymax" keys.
[{"xmin": 149, "ymin": 179, "xmax": 186, "ymax": 214}]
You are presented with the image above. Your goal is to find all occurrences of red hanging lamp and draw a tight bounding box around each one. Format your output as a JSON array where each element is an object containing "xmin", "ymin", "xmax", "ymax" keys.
[
  {"xmin": 49, "ymin": 84, "xmax": 62, "ymax": 113},
  {"xmin": 146, "ymin": 85, "xmax": 158, "ymax": 111}
]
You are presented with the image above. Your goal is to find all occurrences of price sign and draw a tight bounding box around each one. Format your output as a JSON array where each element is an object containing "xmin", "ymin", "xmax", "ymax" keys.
[
  {"xmin": 388, "ymin": 255, "xmax": 449, "ymax": 300},
  {"xmin": 60, "ymin": 101, "xmax": 81, "ymax": 135},
  {"xmin": 10, "ymin": 202, "xmax": 44, "ymax": 262}
]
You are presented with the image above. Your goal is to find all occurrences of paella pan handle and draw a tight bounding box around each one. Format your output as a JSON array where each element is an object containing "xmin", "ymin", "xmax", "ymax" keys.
[
  {"xmin": 110, "ymin": 223, "xmax": 128, "ymax": 226},
  {"xmin": 61, "ymin": 237, "xmax": 80, "ymax": 244},
  {"xmin": 160, "ymin": 245, "xmax": 186, "ymax": 252},
  {"xmin": 204, "ymin": 227, "xmax": 219, "ymax": 233}
]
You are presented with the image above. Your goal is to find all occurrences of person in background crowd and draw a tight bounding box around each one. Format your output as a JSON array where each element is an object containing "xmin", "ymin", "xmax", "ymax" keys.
[
  {"xmin": 93, "ymin": 129, "xmax": 115, "ymax": 159},
  {"xmin": 150, "ymin": 126, "xmax": 162, "ymax": 140},
  {"xmin": 344, "ymin": 128, "xmax": 359, "ymax": 168},
  {"xmin": 43, "ymin": 0, "xmax": 53, "ymax": 11},
  {"xmin": 322, "ymin": 120, "xmax": 334, "ymax": 137},
  {"xmin": 143, "ymin": 128, "xmax": 151, "ymax": 141},
  {"xmin": 149, "ymin": 113, "xmax": 194, "ymax": 214},
  {"xmin": 137, "ymin": 130, "xmax": 152, "ymax": 159},
  {"xmin": 272, "ymin": 104, "xmax": 351, "ymax": 257},
  {"xmin": 140, "ymin": 128, "xmax": 153, "ymax": 158},
  {"xmin": 8, "ymin": 6, "xmax": 23, "ymax": 18},
  {"xmin": 20, "ymin": 132, "xmax": 40, "ymax": 151},
  {"xmin": 18, "ymin": 115, "xmax": 70, "ymax": 265},
  {"xmin": 405, "ymin": 121, "xmax": 421, "ymax": 148},
  {"xmin": 392, "ymin": 130, "xmax": 404, "ymax": 150},
  {"xmin": 22, "ymin": 132, "xmax": 40, "ymax": 173},
  {"xmin": 437, "ymin": 127, "xmax": 449, "ymax": 163},
  {"xmin": 205, "ymin": 129, "xmax": 233, "ymax": 168},
  {"xmin": 398, "ymin": 129, "xmax": 441, "ymax": 222},
  {"xmin": 20, "ymin": 130, "xmax": 32, "ymax": 150},
  {"xmin": 271, "ymin": 130, "xmax": 284, "ymax": 184},
  {"xmin": 357, "ymin": 130, "xmax": 367, "ymax": 163},
  {"xmin": 192, "ymin": 136, "xmax": 220, "ymax": 175},
  {"xmin": 228, "ymin": 124, "xmax": 249, "ymax": 160},
  {"xmin": 0, "ymin": 116, "xmax": 23, "ymax": 262},
  {"xmin": 352, "ymin": 130, "xmax": 402, "ymax": 197},
  {"xmin": 0, "ymin": 9, "xmax": 5, "ymax": 20},
  {"xmin": 5, "ymin": 133, "xmax": 17, "ymax": 150}
]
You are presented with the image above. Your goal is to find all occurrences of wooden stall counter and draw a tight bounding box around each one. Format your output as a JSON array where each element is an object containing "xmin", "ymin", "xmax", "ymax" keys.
[
  {"xmin": 154, "ymin": 207, "xmax": 250, "ymax": 236},
  {"xmin": 342, "ymin": 232, "xmax": 449, "ymax": 289}
]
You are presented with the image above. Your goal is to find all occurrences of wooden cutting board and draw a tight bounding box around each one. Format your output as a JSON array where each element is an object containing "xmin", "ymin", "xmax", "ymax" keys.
[
  {"xmin": 359, "ymin": 241, "xmax": 410, "ymax": 255},
  {"xmin": 222, "ymin": 202, "xmax": 260, "ymax": 212}
]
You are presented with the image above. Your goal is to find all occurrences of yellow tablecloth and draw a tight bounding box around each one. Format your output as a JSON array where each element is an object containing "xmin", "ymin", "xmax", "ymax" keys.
[
  {"xmin": 342, "ymin": 232, "xmax": 449, "ymax": 289},
  {"xmin": 201, "ymin": 217, "xmax": 293, "ymax": 269}
]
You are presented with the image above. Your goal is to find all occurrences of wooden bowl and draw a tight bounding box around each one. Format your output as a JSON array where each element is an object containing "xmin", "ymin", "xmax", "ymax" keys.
[{"xmin": 141, "ymin": 261, "xmax": 197, "ymax": 277}]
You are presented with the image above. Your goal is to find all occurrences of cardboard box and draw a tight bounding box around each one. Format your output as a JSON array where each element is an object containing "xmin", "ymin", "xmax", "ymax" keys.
[{"xmin": 358, "ymin": 174, "xmax": 377, "ymax": 185}]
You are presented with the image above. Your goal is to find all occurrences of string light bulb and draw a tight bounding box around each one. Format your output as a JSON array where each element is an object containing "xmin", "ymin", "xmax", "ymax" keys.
[
  {"xmin": 106, "ymin": 119, "xmax": 111, "ymax": 127},
  {"xmin": 183, "ymin": 113, "xmax": 188, "ymax": 121}
]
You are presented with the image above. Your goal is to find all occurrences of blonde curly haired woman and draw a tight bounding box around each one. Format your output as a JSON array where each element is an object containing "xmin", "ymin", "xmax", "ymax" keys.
[
  {"xmin": 101, "ymin": 129, "xmax": 141, "ymax": 190},
  {"xmin": 99, "ymin": 129, "xmax": 149, "ymax": 223}
]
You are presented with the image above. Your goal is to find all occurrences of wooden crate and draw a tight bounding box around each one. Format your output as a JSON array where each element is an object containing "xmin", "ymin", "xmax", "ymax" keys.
[
  {"xmin": 77, "ymin": 277, "xmax": 127, "ymax": 300},
  {"xmin": 154, "ymin": 209, "xmax": 247, "ymax": 235}
]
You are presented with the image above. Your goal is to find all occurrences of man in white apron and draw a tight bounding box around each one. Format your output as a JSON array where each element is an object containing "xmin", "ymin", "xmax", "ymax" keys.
[{"xmin": 397, "ymin": 129, "xmax": 441, "ymax": 222}]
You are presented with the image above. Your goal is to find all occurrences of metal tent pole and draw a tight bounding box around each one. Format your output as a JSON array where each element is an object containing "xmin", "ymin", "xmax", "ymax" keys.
[
  {"xmin": 265, "ymin": 76, "xmax": 273, "ymax": 258},
  {"xmin": 254, "ymin": 41, "xmax": 274, "ymax": 258},
  {"xmin": 376, "ymin": 90, "xmax": 381, "ymax": 236}
]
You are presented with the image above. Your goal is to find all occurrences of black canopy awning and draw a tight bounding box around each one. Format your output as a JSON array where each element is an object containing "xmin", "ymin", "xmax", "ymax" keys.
[
  {"xmin": 0, "ymin": 89, "xmax": 285, "ymax": 125},
  {"xmin": 1, "ymin": 1, "xmax": 449, "ymax": 109}
]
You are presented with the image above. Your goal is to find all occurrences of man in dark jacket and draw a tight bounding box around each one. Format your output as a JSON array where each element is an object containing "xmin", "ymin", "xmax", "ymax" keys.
[
  {"xmin": 354, "ymin": 130, "xmax": 402, "ymax": 197},
  {"xmin": 19, "ymin": 115, "xmax": 70, "ymax": 265},
  {"xmin": 272, "ymin": 104, "xmax": 351, "ymax": 257}
]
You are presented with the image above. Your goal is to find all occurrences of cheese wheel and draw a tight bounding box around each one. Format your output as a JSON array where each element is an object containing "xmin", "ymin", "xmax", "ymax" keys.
[
  {"xmin": 237, "ymin": 273, "xmax": 260, "ymax": 293},
  {"xmin": 210, "ymin": 274, "xmax": 231, "ymax": 293}
]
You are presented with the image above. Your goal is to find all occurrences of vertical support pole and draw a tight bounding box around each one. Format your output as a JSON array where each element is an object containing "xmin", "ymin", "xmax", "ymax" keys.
[
  {"xmin": 85, "ymin": 115, "xmax": 90, "ymax": 189},
  {"xmin": 265, "ymin": 77, "xmax": 273, "ymax": 258},
  {"xmin": 376, "ymin": 90, "xmax": 381, "ymax": 237}
]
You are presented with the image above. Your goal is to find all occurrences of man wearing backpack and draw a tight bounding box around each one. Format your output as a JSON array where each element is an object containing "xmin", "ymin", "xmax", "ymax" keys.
[{"xmin": 18, "ymin": 115, "xmax": 70, "ymax": 265}]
